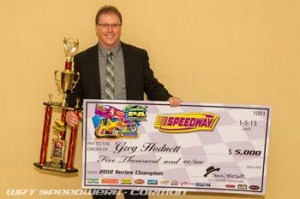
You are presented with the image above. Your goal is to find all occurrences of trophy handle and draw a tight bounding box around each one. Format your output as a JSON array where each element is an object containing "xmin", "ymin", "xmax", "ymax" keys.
[
  {"xmin": 70, "ymin": 72, "xmax": 80, "ymax": 92},
  {"xmin": 54, "ymin": 70, "xmax": 61, "ymax": 81},
  {"xmin": 54, "ymin": 71, "xmax": 62, "ymax": 94}
]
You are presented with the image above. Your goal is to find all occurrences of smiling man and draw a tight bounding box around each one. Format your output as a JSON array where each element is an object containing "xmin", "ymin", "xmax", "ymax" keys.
[
  {"xmin": 66, "ymin": 5, "xmax": 181, "ymax": 126},
  {"xmin": 96, "ymin": 6, "xmax": 122, "ymax": 49},
  {"xmin": 66, "ymin": 5, "xmax": 182, "ymax": 198}
]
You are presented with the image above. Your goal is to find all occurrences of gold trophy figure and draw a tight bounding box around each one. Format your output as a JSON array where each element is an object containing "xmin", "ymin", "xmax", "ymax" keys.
[
  {"xmin": 63, "ymin": 38, "xmax": 78, "ymax": 62},
  {"xmin": 34, "ymin": 38, "xmax": 81, "ymax": 173}
]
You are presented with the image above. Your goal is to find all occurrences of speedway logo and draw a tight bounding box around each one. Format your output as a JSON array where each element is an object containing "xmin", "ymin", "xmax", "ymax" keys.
[{"xmin": 154, "ymin": 113, "xmax": 219, "ymax": 133}]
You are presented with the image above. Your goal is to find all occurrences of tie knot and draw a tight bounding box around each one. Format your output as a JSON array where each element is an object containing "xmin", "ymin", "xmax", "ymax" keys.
[{"xmin": 107, "ymin": 51, "xmax": 113, "ymax": 59}]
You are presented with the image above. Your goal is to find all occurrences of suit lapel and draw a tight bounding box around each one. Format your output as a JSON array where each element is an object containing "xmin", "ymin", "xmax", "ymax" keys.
[
  {"xmin": 88, "ymin": 44, "xmax": 102, "ymax": 98},
  {"xmin": 122, "ymin": 43, "xmax": 134, "ymax": 99}
]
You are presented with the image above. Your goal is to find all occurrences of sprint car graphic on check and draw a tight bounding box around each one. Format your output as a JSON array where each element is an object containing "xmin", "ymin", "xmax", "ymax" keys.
[
  {"xmin": 94, "ymin": 118, "xmax": 138, "ymax": 138},
  {"xmin": 92, "ymin": 104, "xmax": 147, "ymax": 139}
]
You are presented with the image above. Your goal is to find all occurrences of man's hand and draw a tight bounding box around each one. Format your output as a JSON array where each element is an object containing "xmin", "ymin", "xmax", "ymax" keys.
[
  {"xmin": 168, "ymin": 96, "xmax": 182, "ymax": 107},
  {"xmin": 66, "ymin": 111, "xmax": 83, "ymax": 127}
]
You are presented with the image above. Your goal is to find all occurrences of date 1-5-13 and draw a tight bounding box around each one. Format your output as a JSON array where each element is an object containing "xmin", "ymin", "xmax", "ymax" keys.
[{"xmin": 239, "ymin": 110, "xmax": 267, "ymax": 131}]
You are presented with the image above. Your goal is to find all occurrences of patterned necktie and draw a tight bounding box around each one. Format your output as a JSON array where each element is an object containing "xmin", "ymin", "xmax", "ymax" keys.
[{"xmin": 105, "ymin": 51, "xmax": 114, "ymax": 99}]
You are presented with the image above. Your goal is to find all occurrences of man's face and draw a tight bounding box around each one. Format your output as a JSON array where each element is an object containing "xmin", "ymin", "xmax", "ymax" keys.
[{"xmin": 96, "ymin": 13, "xmax": 122, "ymax": 49}]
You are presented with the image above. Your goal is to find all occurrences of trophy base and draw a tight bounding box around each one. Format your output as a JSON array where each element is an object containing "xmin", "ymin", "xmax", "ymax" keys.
[{"xmin": 34, "ymin": 162, "xmax": 78, "ymax": 173}]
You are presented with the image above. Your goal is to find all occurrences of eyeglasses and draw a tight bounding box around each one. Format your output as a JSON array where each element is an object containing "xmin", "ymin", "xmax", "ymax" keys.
[{"xmin": 98, "ymin": 23, "xmax": 121, "ymax": 29}]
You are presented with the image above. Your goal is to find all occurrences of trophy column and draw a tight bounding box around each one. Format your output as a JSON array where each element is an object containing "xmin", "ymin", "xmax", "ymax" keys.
[
  {"xmin": 66, "ymin": 110, "xmax": 80, "ymax": 170},
  {"xmin": 38, "ymin": 105, "xmax": 53, "ymax": 166},
  {"xmin": 34, "ymin": 38, "xmax": 81, "ymax": 173}
]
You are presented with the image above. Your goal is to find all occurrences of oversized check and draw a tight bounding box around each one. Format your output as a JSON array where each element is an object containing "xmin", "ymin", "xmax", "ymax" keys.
[{"xmin": 82, "ymin": 100, "xmax": 271, "ymax": 195}]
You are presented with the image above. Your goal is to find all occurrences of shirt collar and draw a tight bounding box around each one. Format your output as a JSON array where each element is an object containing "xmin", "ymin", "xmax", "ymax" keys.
[{"xmin": 98, "ymin": 42, "xmax": 121, "ymax": 58}]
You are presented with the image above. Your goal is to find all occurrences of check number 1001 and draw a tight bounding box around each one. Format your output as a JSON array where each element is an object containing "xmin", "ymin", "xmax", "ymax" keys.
[{"xmin": 253, "ymin": 110, "xmax": 267, "ymax": 116}]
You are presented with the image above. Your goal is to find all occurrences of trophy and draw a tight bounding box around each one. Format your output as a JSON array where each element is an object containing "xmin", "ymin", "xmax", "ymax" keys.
[
  {"xmin": 34, "ymin": 38, "xmax": 81, "ymax": 173},
  {"xmin": 55, "ymin": 38, "xmax": 80, "ymax": 107}
]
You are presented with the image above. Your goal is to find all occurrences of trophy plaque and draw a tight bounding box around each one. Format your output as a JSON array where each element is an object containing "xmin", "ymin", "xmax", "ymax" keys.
[{"xmin": 34, "ymin": 38, "xmax": 81, "ymax": 173}]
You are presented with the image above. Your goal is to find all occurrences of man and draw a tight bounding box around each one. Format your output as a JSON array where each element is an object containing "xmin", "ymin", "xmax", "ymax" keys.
[{"xmin": 66, "ymin": 5, "xmax": 181, "ymax": 199}]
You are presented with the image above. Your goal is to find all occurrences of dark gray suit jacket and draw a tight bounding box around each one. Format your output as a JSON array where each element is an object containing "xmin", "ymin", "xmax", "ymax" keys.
[{"xmin": 67, "ymin": 42, "xmax": 172, "ymax": 107}]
